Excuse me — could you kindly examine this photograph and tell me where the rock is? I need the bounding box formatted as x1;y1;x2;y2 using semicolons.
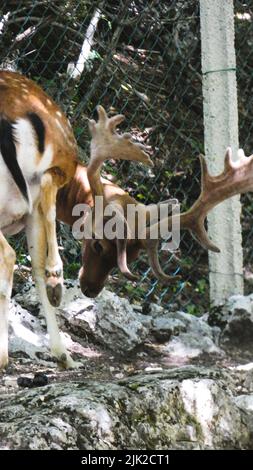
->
208;304;228;328
159;311;223;359
60;284;152;354
14;283;40;315
151;317;186;342
11;281;224;361
220;294;253;353
10;285;91;365
244;369;253;392
234;394;253;412
59;285;223;358
13;282;152;355
143;303;164;317
8;300;48;361
225;295;253;314
3;281;253;449
94;291;152;352
0;367;252;450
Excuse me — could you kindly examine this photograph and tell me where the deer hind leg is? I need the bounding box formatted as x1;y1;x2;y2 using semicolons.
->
0;231;15;369
25;204;80;368
40;172;63;307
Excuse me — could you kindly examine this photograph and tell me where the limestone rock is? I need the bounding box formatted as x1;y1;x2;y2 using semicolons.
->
159;311;223;359
3;283;253;450
0;367;252;450
60;285;152;353
234;394;253;412
220;294;253;353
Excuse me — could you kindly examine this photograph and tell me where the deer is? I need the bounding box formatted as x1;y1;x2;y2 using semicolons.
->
0;70;79;370
56;105;253;299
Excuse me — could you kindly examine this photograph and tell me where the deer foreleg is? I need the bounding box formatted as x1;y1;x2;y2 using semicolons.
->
40;173;63;307
0;231;15;369
25;205;79;368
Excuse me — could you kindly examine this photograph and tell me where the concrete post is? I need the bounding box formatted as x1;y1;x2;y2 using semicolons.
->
200;0;243;304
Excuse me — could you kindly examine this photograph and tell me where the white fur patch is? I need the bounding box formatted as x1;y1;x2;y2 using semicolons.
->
0;116;53;221
37;144;53;174
56;111;62;117
13;118;53;177
0;158;28;227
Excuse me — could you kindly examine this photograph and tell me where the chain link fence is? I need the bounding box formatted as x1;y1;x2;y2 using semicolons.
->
0;0;252;313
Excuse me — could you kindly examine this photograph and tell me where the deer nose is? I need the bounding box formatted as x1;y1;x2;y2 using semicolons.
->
79;277;103;298
78;267;103;297
80;284;102;298
83;289;98;298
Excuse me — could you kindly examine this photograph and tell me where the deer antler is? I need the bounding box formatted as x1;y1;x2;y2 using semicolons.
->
87;105;153;199
143;147;253;283
87;105;153;280
181;147;253;249
87;108;253;285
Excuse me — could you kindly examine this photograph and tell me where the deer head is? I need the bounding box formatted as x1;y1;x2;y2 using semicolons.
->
79;106;253;298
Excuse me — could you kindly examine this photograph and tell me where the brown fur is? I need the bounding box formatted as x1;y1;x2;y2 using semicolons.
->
0;71;80;368
0;70;77;181
57;163;142;297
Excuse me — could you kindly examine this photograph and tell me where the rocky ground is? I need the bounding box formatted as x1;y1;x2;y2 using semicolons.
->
1;280;253;449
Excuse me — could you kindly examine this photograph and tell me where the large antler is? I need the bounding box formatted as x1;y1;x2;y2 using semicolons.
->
87;105;153;280
87;105;153;199
143;147;253;282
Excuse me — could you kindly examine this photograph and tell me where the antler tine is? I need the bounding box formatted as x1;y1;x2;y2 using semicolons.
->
237;148;246;160
199;147;236;193
188;220;220;253
183;147;253;252
88;106;109;137
88;119;96;136
116;238;138;281
108;114;125;132
224;146;233;171
87;105;153;200
142;146;253;284
144;239;181;283
198;154;211;191
97;105;108;123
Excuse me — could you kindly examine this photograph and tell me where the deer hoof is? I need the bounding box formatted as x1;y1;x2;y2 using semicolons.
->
0;354;8;370
46;282;63;307
56;353;83;369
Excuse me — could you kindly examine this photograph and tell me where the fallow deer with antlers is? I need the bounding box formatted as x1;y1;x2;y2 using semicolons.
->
57;106;253;298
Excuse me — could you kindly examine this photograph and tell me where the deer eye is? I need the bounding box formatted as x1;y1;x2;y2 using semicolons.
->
93;240;103;255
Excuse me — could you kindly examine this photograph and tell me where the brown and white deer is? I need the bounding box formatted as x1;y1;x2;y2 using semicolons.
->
57;106;253;298
0;70;78;369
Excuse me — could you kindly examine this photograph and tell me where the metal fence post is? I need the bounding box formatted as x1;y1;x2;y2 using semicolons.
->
200;0;243;305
